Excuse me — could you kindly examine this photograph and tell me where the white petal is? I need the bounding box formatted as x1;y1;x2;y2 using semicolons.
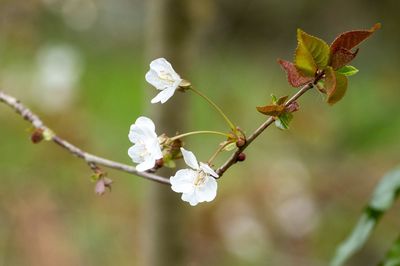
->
128;145;145;163
150;87;176;104
135;116;156;133
180;148;199;170
181;192;199;206
196;176;218;202
199;162;219;178
149;58;175;73
148;139;163;159
136;158;156;172
128;124;146;143
170;169;196;193
129;117;158;143
145;69;167;90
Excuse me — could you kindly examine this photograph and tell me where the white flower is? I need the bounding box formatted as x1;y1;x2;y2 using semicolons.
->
170;148;218;206
128;116;163;172
145;58;182;104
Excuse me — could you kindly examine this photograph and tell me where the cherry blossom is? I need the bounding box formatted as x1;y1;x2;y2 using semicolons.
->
170;148;218;206
128;116;163;171
145;58;182;104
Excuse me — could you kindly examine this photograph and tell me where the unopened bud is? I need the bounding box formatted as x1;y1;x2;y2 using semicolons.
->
155;158;164;168
236;137;246;148
95;177;112;196
178;79;192;89
31;128;44;144
286;101;300;113
236;152;246;162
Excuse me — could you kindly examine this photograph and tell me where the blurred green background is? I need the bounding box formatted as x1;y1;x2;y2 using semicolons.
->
1;0;400;265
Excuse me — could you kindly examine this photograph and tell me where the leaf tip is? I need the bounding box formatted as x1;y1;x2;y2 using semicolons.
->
372;22;381;31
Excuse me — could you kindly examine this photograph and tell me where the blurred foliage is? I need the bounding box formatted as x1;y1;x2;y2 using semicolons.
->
1;0;400;265
331;167;400;266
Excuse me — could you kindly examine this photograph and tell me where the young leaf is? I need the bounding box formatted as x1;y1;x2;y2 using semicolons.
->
275;112;293;130
257;94;289;116
277;59;313;87
330;47;359;70
295;31;318;76
337;65;359;77
276;95;289;105
295;29;330;76
330;23;381;54
325;66;348;105
256;104;286;117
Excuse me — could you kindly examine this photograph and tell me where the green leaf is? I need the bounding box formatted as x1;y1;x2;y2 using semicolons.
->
370;168;400;211
330;167;400;266
325;66;348;105
331;214;376;266
276;95;289;105
271;94;278;103
380;236;400;266
295;29;330;76
275;112;293;130
337;65;359;77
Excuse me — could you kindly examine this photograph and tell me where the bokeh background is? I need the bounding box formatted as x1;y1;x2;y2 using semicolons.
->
1;0;400;265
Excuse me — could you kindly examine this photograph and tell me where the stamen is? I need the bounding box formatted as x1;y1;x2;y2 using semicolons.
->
194;171;206;186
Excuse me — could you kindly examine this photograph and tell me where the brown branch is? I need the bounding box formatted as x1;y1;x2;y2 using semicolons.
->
1;71;322;185
216;73;324;177
0;90;170;185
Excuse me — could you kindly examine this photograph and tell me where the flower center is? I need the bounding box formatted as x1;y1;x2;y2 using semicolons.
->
137;143;151;161
159;71;175;85
194;170;207;187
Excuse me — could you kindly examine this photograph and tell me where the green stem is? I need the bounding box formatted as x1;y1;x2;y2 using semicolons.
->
170;130;231;141
189;87;236;132
207;141;232;165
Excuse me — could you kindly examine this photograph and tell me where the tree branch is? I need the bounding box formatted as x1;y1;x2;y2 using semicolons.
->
1;72;322;185
216;73;323;177
0;90;170;185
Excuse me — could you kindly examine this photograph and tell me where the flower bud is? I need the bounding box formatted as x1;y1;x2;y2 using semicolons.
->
236;137;246;148
286;101;300;113
236;152;246;162
95;177;113;196
155;158;164;168
31;128;44;144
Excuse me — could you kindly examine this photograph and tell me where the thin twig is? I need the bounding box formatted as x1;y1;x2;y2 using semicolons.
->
1;72;322;184
216;73;323;177
0;91;170;185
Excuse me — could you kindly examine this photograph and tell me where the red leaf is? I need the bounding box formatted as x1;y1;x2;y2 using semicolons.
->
278;59;313;87
330;47;359;70
330;23;381;54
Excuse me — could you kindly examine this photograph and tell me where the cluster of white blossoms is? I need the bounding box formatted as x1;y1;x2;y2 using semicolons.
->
128;58;218;206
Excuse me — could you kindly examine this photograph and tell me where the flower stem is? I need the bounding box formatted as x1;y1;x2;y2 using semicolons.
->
189;86;236;132
170;130;231;141
207;141;232;165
